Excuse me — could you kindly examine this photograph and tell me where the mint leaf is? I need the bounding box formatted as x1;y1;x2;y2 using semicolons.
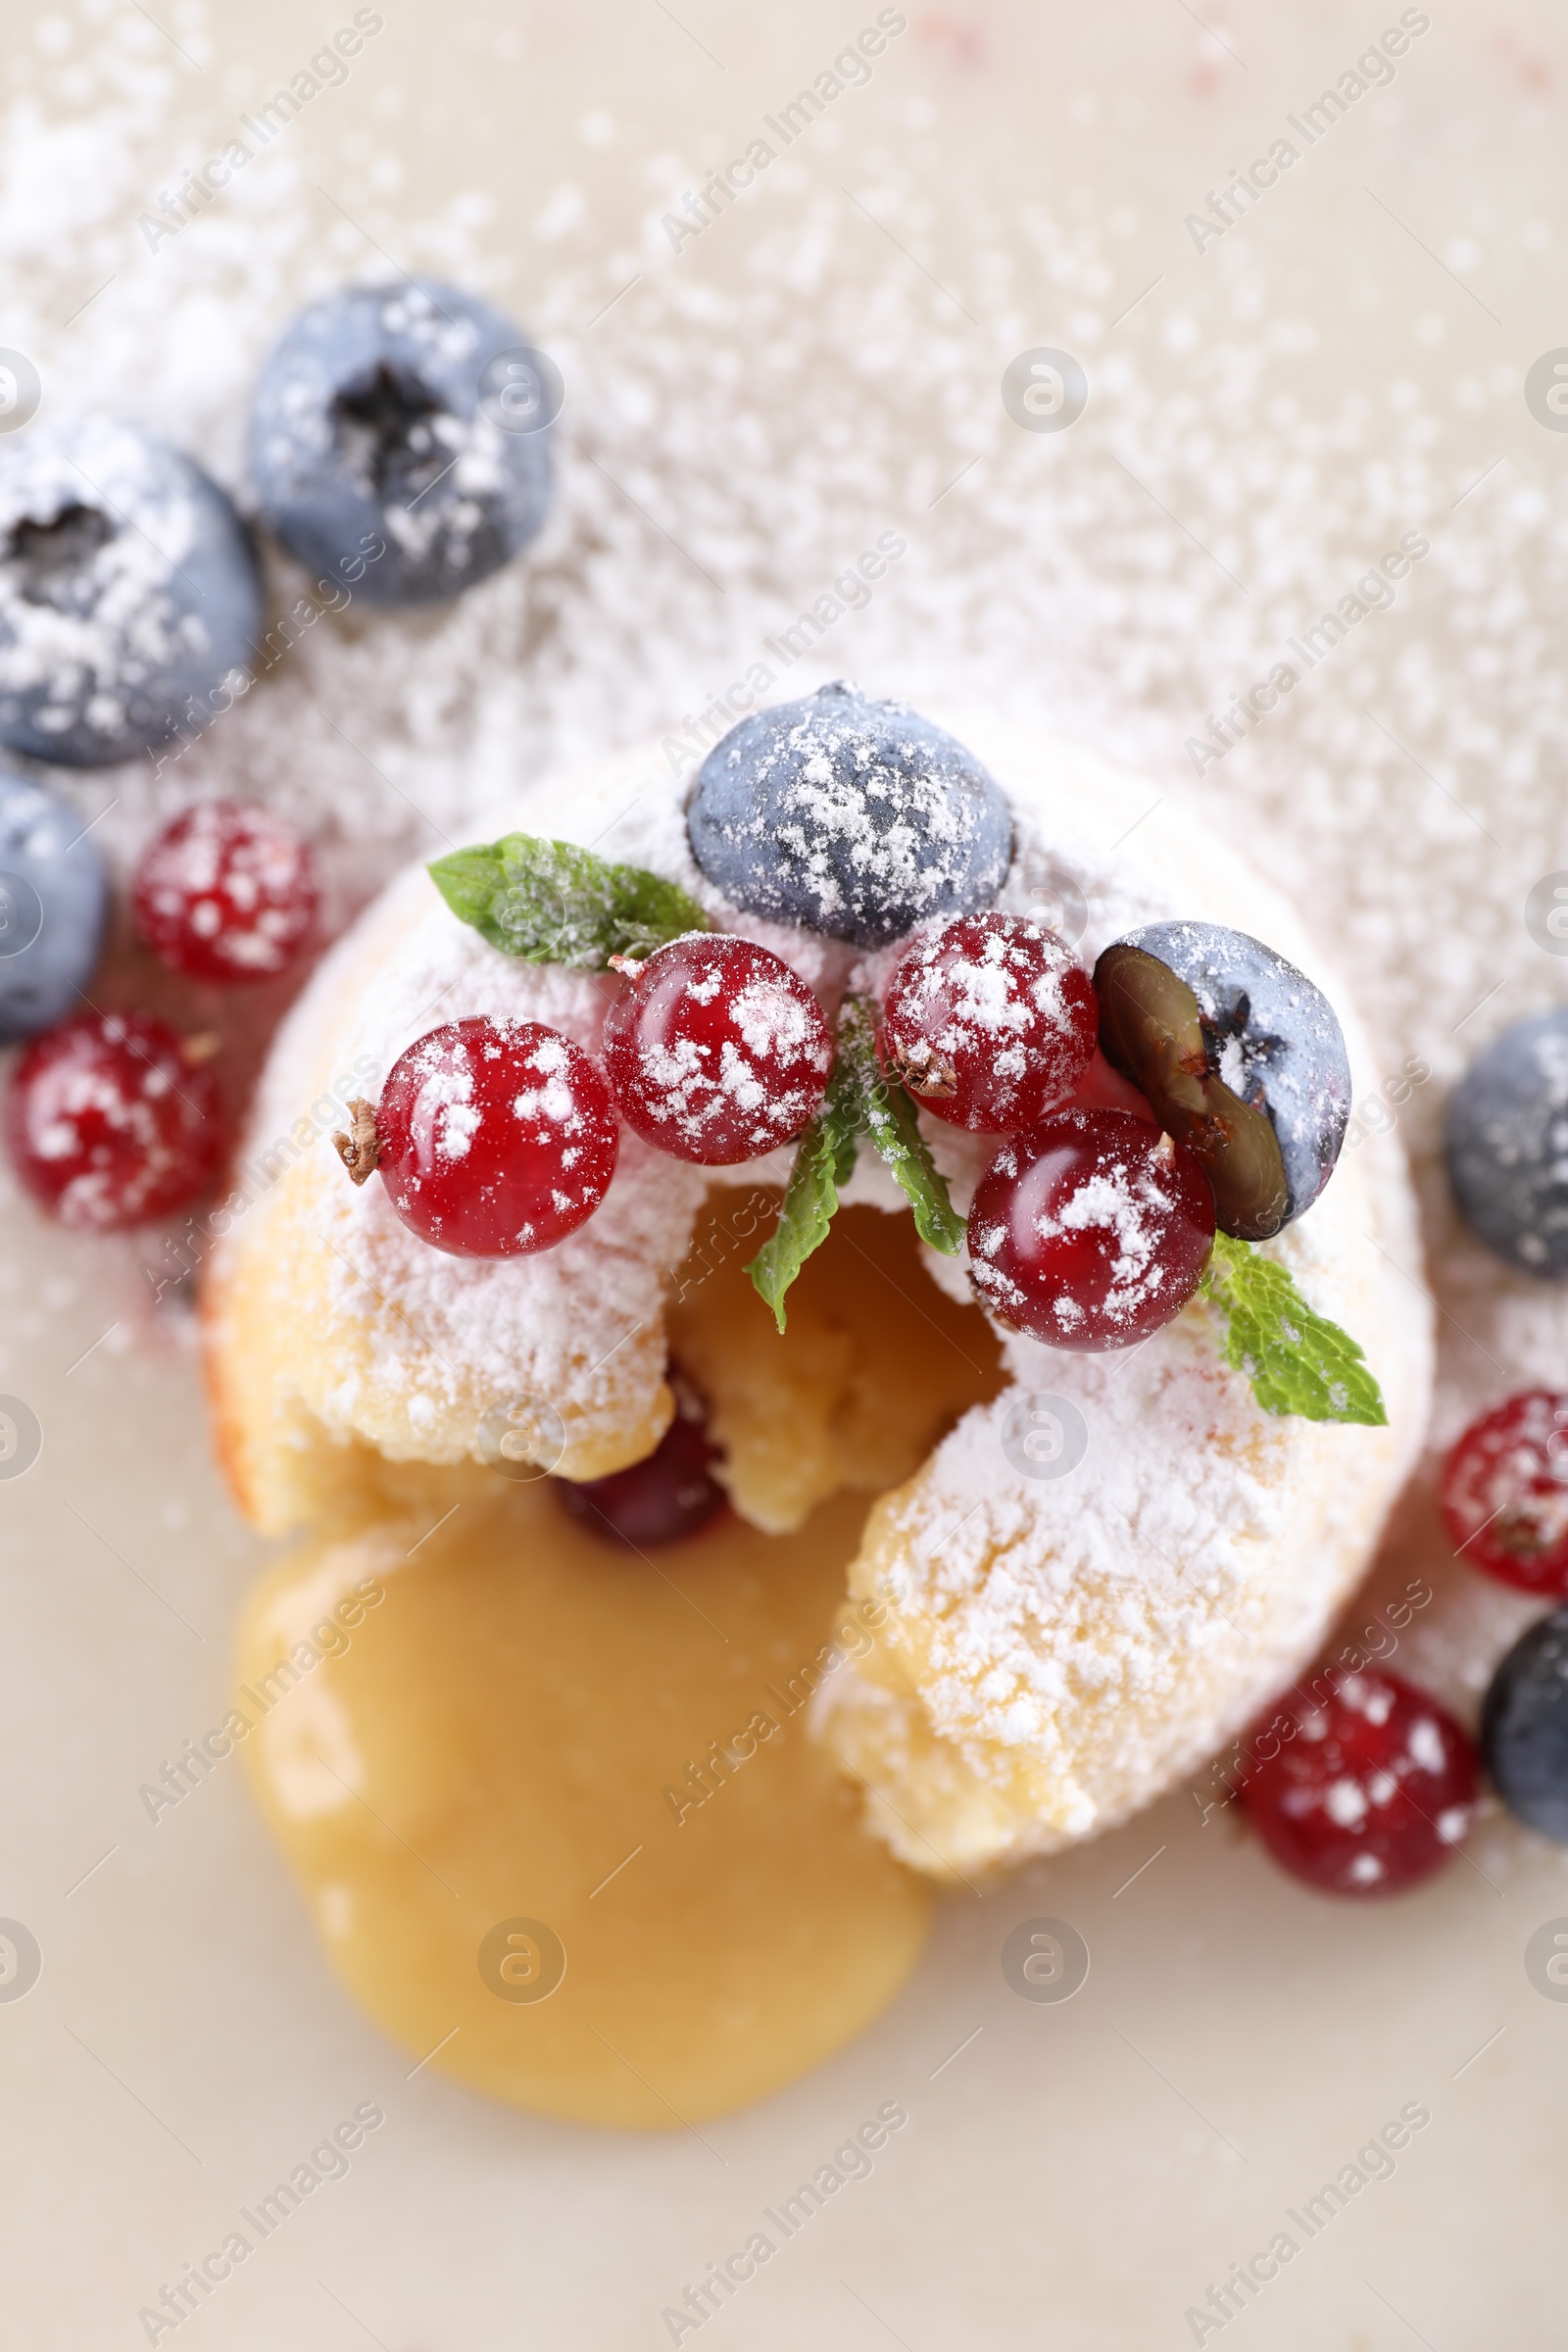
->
745;995;964;1329
746;1057;861;1332
427;834;711;968
837;996;965;1255
1200;1232;1387;1426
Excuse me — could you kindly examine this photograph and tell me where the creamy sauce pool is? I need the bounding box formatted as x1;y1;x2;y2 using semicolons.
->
237;1202;1004;2122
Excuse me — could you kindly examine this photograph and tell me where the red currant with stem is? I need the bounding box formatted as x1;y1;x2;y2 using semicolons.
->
374;1017;617;1256
881;910;1098;1133
556;1370;726;1547
967;1105;1214;1348
1442;1391;1568;1595
603;933;832;1166
1238;1666;1478;1896
5;1011;224;1229
134;801;318;984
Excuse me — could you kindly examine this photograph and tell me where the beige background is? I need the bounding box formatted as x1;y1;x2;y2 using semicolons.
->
1;0;1567;2344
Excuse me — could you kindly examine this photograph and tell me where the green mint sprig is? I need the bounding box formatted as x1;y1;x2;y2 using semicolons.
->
428;833;711;968
1199;1231;1387;1426
747;995;962;1332
835;997;966;1255
747;1056;862;1332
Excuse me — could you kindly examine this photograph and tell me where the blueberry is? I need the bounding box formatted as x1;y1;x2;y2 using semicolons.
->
0;419;262;768
686;681;1013;949
0;768;108;1041
1446;1008;1568;1276
1095;921;1350;1240
250;279;554;607
1481;1603;1568;1841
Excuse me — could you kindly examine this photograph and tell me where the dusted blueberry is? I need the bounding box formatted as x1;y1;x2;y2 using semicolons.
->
1481;1604;1568;1841
1446;1008;1568;1275
1096;921;1350;1241
250;279;554;608
0;418;262;768
0;769;108;1041
686;682;1013;948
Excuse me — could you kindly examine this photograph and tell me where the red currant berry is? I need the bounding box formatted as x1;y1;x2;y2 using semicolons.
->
603;934;832;1166
967;1106;1214;1349
5;1012;223;1230
556;1372;726;1547
376;1018;617;1257
882;911;1098;1133
134;801;318;985
1441;1391;1568;1595
1239;1667;1478;1896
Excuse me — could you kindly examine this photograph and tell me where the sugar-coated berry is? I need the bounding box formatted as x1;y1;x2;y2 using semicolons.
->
882;910;1097;1133
556;1372;726;1547
1482;1605;1568;1841
375;1016;616;1257
250;279;553;608
0;418;262;767
1096;921;1349;1241
1240;1666;1478;1896
5;1012;223;1229
602;933;832;1167
1446;1007;1568;1275
134;801;318;985
687;680;1014;948
967;1105;1214;1348
0;768;110;1043
1442;1392;1568;1596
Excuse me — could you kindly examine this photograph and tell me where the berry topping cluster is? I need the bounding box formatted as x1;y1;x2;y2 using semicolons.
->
385;686;1372;1454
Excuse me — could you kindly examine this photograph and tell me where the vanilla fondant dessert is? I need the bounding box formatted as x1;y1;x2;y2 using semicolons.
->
204;683;1432;2123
